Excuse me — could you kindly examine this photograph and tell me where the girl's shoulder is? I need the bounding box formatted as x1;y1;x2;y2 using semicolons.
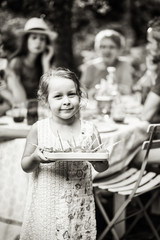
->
26;121;38;141
37;118;49;127
37;118;52;132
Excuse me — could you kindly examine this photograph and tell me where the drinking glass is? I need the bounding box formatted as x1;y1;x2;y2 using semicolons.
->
12;102;26;123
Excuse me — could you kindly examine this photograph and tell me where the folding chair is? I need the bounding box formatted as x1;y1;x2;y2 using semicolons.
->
93;123;160;240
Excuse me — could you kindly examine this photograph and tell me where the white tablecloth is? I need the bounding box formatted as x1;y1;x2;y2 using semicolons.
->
0;139;28;240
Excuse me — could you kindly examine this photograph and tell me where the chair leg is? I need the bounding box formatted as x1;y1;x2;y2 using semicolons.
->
125;191;159;237
113;193;126;239
137;197;160;240
95;192;120;240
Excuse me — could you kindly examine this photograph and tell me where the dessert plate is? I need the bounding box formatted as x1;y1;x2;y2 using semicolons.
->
43;152;109;162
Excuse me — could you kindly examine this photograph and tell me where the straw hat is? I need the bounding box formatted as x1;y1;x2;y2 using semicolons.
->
19;17;58;42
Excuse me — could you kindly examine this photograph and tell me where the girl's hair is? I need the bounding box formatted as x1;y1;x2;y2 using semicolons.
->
94;29;125;51
37;68;83;104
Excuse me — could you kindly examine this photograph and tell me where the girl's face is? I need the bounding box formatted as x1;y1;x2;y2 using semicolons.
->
99;37;120;65
27;33;47;54
48;76;80;122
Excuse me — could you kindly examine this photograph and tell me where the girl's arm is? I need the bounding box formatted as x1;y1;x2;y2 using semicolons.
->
90;125;109;172
21;122;47;173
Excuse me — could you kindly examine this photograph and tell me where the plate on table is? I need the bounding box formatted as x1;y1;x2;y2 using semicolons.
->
93;119;118;133
43;152;109;162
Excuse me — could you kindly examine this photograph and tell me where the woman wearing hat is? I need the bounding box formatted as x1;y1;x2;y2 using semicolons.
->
80;29;133;98
3;17;57;105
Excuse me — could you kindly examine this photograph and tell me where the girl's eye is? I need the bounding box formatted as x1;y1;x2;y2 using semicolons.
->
54;95;62;99
68;92;77;97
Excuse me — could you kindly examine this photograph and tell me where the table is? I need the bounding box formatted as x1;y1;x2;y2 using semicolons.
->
0;115;149;240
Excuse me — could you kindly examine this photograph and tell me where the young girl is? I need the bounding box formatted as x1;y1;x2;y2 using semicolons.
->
2;17;57;105
20;68;108;240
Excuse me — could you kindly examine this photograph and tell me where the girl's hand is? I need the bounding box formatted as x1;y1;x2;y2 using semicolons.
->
41;45;54;72
33;147;55;164
32;147;50;163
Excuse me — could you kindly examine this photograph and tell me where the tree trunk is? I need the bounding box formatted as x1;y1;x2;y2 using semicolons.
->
48;0;75;71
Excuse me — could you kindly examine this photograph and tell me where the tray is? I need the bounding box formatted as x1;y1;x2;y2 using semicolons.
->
43;151;109;162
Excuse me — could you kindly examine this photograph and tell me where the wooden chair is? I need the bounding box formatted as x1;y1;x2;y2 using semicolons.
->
93;123;160;240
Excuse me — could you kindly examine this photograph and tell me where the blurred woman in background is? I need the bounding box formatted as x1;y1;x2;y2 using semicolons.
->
0;17;57;111
80;29;133;98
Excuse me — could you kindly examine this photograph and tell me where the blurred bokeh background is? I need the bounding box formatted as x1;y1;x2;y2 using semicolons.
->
0;0;160;77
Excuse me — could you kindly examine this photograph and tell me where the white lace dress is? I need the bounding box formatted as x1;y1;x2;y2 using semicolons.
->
20;118;97;240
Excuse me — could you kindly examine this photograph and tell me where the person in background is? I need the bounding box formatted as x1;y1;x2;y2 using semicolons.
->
133;19;159;105
0;26;18;115
142;17;160;123
20;67;108;239
1;17;57;109
80;29;133;98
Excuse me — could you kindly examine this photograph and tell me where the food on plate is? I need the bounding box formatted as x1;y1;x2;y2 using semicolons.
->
41;144;109;162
